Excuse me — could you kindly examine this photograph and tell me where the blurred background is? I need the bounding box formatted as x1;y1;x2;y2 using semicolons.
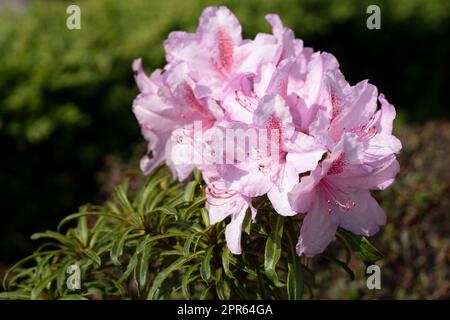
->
0;0;448;299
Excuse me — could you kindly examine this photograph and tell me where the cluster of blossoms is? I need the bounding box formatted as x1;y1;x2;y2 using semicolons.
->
132;7;401;257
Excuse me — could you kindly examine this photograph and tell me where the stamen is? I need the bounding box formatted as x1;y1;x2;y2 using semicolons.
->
205;185;238;206
174;128;193;145
235;90;256;112
321;179;355;213
349;116;378;139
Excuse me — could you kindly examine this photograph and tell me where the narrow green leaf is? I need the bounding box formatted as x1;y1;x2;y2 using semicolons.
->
200;246;214;283
148;206;178;216
119;251;138;283
31;273;58;300
221;246;234;279
110;227;134;266
147;253;201;300
200;208;210;227
0;291;31;300
57;211;131;232
215;269;230;300
193;168;202;183
183;234;194;257
183;181;198;202
77;215;89;248
181;264;199;299
114;182;138;221
286;230;304;300
242;210;252;235
149;189;167;211
57;259;74;296
183;198;206;220
136;232;189;254
138;245;152;291
337;229;383;263
3;250;59;290
84;249;101;267
199;285;212;300
59;294;88;300
31;231;75;248
264;215;284;287
321;253;355;280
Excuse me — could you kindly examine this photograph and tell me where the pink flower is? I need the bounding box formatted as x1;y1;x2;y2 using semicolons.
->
288;133;400;257
215;94;325;216
203;168;256;254
132;6;402;257
287;72;402;256
164;7;281;99
132;59;222;179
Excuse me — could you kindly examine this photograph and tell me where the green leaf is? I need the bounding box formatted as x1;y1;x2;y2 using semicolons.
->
57;211;131;232
193;168;202;183
200;246;214;284
138;244;152;291
30;231;75;248
227;254;257;277
147;253;201;300
114;182;138;222
149;189;168;211
215;269;230;300
148;206;178;216
264;214;285;287
77;215;89;247
119;251;139;283
59;294;88;300
181;264;200;299
197;208;208;229
35;252;58;280
136;232;189;254
321;253;355;280
31;273;58;300
110;226;134;266
183;198;206;219
199;285;212;300
337;229;383;264
183;234;194;257
0;291;31;300
221;246;234;279
137;174;167;214
84;249;101;267
183;181;198;202
242;210;252;235
57;259;75;296
286;230;304;300
3;250;58;290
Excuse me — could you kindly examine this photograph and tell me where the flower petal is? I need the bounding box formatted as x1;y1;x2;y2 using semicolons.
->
253;93;295;142
338;190;386;236
296;197;340;257
267;163;298;216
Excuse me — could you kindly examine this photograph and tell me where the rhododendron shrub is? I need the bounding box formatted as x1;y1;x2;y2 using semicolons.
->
133;6;401;257
2;7;400;301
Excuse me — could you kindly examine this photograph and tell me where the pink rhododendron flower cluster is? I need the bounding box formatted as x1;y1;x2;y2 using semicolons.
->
132;7;401;257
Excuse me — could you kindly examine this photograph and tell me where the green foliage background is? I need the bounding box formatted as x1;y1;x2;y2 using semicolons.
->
0;0;449;299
